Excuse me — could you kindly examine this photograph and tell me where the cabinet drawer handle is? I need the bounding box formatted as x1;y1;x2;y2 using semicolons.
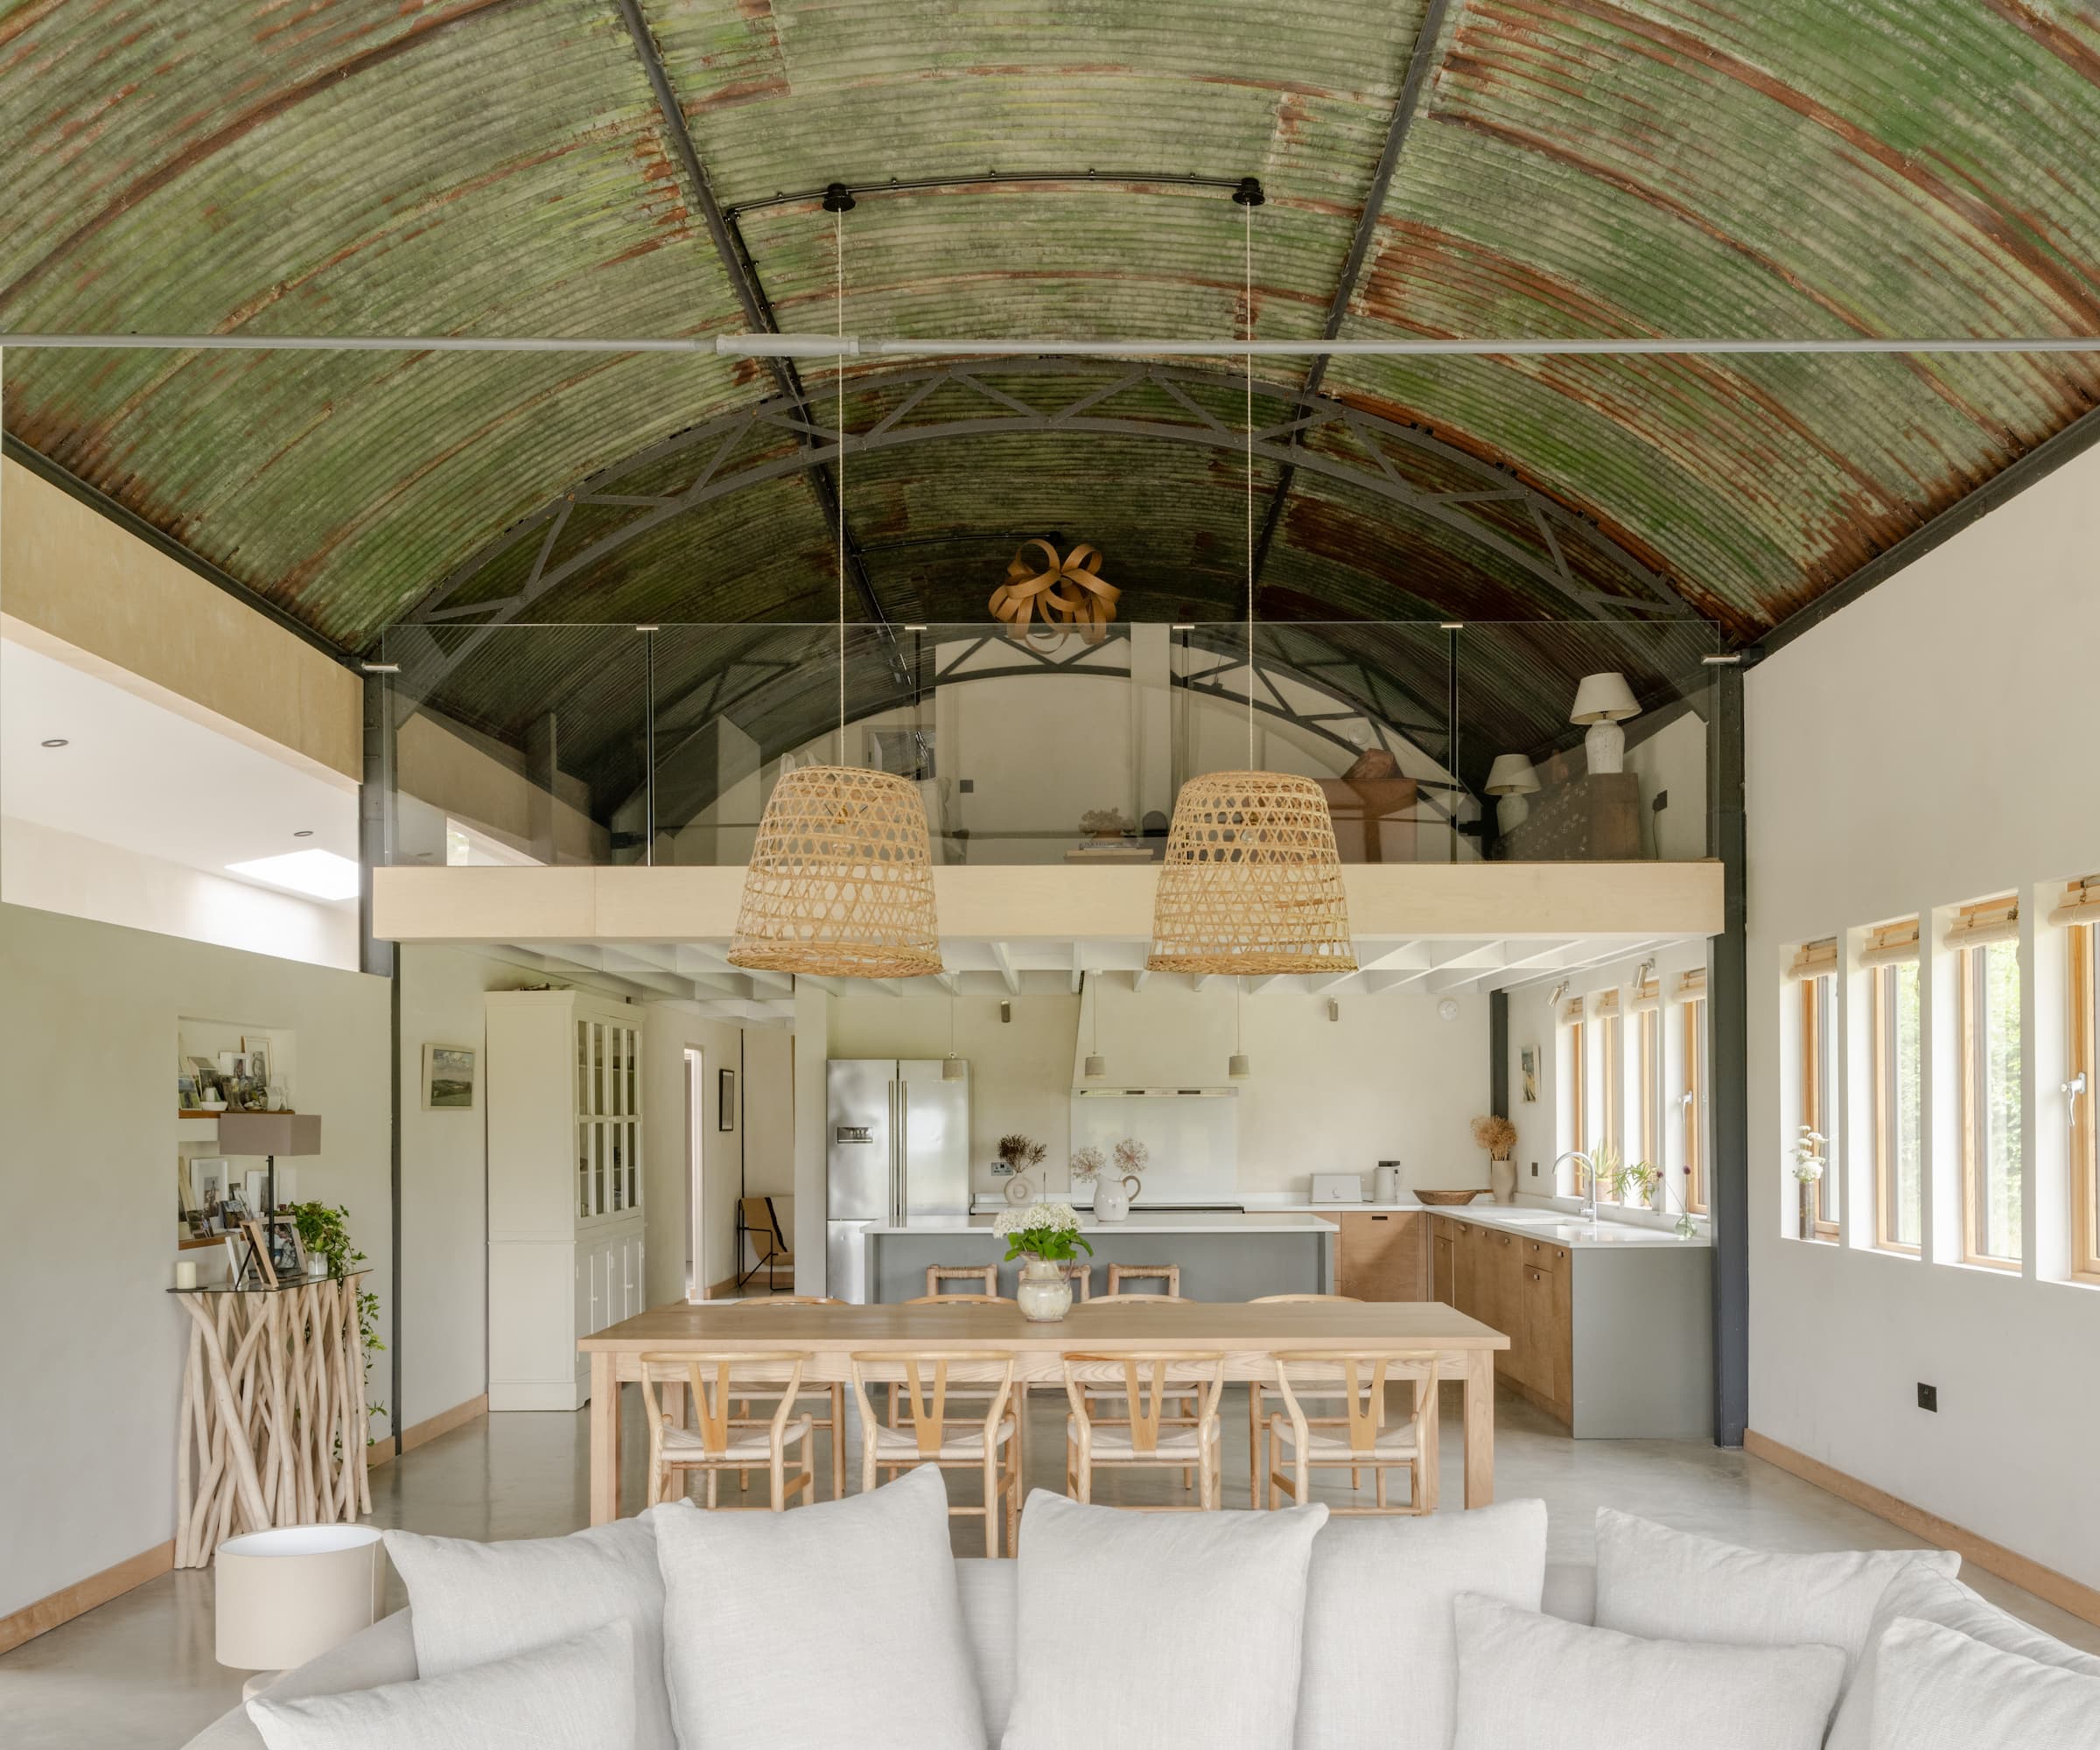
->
1371;1214;1389;1222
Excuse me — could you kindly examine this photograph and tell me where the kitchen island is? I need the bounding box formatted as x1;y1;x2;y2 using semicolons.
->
859;1209;1337;1303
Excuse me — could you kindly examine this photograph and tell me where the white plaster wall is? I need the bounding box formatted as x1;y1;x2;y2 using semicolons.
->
1744;440;2100;1588
2;815;358;970
395;946;508;1427
827;981;1486;1200
0;902;391;1618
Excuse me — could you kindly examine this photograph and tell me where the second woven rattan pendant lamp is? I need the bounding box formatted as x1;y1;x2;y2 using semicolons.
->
1146;184;1354;978
728;191;942;981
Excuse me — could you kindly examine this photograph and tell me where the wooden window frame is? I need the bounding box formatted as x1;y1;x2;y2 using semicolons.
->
1871;962;1920;1255
1637;1005;1659;1172
1959;941;2021;1270
1800;975;1838;1241
1596;1009;1622;1198
2070;926;2100;1284
1565;1015;1587;1166
1683;997;1707;1215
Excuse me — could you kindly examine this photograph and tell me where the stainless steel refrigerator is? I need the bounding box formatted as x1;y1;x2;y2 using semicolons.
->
826;1059;971;1303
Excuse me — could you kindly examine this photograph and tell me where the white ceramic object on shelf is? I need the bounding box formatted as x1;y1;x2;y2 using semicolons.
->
1490;1158;1517;1205
1004;1173;1034;1206
1092;1173;1139;1222
1016;1257;1074;1322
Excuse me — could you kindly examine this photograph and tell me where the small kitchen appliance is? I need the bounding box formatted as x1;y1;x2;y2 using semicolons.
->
1309;1172;1364;1205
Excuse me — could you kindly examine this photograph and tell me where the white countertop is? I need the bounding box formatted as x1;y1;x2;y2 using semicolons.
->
869;1210;1340;1237
1415;1202;1712;1250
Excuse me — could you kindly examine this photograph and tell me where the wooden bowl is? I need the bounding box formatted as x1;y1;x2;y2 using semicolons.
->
1414;1188;1486;1206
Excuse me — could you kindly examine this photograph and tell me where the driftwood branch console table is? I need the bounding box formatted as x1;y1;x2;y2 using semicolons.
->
169;1273;373;1567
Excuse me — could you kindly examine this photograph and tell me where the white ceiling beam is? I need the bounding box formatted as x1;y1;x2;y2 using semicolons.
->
990;941;1021;996
1310;969;1362;995
1130;969;1152;993
1070;943;1085;995
934;971;962;995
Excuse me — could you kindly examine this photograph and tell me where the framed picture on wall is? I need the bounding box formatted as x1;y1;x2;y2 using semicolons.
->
1520;1044;1539;1103
718;1068;737;1132
423;1044;477;1110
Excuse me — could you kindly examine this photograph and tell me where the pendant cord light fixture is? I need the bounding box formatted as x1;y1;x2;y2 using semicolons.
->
1228;975;1250;1080
728;186;943;980
1145;181;1356;978
1083;971;1105;1079
943;988;965;1079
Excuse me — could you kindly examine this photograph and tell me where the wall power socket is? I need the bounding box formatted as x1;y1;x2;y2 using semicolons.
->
1916;1382;1938;1412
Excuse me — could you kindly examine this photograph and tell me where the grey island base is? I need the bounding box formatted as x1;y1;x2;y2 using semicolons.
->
861;1210;1337;1304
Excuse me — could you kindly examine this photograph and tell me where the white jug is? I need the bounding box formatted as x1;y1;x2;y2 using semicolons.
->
1092;1172;1140;1222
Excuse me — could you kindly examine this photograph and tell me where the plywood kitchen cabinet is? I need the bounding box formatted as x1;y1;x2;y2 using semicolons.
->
1430;1212;1707;1437
1334;1210;1426;1300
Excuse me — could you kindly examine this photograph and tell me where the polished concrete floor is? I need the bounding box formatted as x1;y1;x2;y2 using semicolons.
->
6;1383;2096;1748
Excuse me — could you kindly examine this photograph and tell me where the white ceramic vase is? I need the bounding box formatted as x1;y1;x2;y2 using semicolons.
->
1016;1256;1073;1322
1489;1157;1517;1205
1091;1172;1139;1222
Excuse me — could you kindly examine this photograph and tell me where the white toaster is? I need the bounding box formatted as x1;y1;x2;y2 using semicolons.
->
1309;1172;1365;1204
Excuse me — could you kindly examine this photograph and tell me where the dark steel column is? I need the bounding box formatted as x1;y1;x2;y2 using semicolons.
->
1489;989;1509;1117
360;671;403;1454
1709;664;1748;1446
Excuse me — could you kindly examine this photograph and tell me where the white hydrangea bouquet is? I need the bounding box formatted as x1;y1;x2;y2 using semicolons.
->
992;1200;1094;1264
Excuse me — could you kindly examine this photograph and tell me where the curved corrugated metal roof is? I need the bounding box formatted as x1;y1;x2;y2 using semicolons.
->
6;0;2100;782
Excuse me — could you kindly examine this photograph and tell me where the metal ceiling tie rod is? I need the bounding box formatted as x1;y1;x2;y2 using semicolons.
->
11;332;2100;356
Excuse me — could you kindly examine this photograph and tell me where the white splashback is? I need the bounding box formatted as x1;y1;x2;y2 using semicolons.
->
1068;1089;1237;1205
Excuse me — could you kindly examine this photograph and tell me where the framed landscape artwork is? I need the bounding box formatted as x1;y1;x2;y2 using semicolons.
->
1520;1044;1539;1103
423;1044;477;1110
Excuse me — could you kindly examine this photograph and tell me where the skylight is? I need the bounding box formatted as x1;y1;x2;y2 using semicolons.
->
225;850;361;902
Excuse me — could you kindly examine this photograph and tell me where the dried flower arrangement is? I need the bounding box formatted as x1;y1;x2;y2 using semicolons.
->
1471;1115;1518;1160
1079;808;1136;838
997;1133;1049;1172
1069;1144;1108;1180
1111;1138;1149;1177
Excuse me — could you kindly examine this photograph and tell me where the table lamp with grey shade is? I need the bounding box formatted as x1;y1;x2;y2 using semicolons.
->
1484;753;1541;832
216;1112;321;1275
216;1523;383;1698
1568;672;1642;774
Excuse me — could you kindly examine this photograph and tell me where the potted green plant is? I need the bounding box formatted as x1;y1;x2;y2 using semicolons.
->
289;1201;386;1440
994;1201;1093;1322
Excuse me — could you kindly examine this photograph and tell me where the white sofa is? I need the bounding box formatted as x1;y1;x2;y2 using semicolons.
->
185;1558;1600;1748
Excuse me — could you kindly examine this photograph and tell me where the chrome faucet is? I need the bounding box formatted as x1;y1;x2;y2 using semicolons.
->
1553;1150;1600;1229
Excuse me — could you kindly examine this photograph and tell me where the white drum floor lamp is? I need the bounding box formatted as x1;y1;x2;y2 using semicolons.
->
216;1523;384;1698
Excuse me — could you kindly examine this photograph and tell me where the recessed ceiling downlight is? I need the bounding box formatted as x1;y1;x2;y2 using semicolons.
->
226;850;361;902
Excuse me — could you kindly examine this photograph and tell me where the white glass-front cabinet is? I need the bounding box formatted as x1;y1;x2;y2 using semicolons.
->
487;991;646;1410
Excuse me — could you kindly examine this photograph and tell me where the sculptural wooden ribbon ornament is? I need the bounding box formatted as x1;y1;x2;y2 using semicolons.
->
989;539;1120;642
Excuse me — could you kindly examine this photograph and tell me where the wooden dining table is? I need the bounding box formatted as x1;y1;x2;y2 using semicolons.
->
578;1298;1509;1523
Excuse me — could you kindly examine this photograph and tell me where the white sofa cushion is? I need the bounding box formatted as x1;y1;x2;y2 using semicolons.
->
956;1560;1018;1744
1451;1592;1845;1750
1827;1559;2100;1750
382;1508;680;1750
1866;1615;2100;1749
1294;1498;1548;1750
1002;1490;1328;1750
245;1620;634;1750
656;1464;985;1750
1592;1507;1958;1684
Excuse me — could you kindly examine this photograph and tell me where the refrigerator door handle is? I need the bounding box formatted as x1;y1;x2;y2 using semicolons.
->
893;1079;907;1224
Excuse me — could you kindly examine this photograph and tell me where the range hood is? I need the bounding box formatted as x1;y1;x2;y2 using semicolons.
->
1073;1086;1240;1097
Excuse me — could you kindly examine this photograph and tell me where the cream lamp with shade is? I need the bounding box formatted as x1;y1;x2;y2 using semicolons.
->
1484;753;1541;832
1568;672;1641;774
216;1523;384;1698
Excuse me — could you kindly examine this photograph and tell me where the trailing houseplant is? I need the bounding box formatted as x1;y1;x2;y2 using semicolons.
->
290;1200;386;1437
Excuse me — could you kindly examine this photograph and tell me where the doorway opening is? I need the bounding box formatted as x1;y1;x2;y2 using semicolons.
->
684;1046;704;1300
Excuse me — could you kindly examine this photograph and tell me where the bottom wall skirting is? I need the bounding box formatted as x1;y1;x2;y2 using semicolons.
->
368;1392;488;1468
1745;1429;2100;1628
0;1540;173;1656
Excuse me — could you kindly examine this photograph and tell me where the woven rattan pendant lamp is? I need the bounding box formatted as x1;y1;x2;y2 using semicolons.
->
1146;186;1355;978
729;192;942;981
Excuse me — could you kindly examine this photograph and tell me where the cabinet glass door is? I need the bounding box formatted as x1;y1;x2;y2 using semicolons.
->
626;1118;640;1211
578;1123;591;1218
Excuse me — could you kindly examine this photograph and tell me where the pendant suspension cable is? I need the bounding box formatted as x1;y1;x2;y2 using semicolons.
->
1245;195;1255;768
836;203;847;753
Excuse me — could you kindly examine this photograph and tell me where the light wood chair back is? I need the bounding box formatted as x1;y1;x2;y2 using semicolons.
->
1266;1348;1440;1515
1076;1292;1183;1306
903;1292;1006;1305
637;1348;816;1512
850;1349;1023;1555
737;1197;794;1291
1060;1350;1226;1509
925;1264;999;1296
1243;1295;1361;1506
1055;1261;1092;1300
724;1299;848;1498
1104;1263;1180;1297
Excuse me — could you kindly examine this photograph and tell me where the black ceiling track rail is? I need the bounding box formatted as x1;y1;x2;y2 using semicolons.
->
1250;0;1453;602
723;170;1264;223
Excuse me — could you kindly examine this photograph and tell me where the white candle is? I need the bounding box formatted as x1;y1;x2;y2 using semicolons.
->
174;1259;199;1291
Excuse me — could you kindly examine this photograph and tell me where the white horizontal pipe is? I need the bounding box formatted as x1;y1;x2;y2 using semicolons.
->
5;331;2100;357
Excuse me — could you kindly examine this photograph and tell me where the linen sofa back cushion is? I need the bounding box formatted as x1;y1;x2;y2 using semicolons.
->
246;1620;634;1750
1866;1616;2100;1749
1592;1507;1958;1684
1294;1497;1547;1750
655;1465;986;1750
1001;1490;1328;1750
383;1508;679;1750
1451;1593;1845;1750
1826;1560;2100;1750
955;1559;1018;1743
